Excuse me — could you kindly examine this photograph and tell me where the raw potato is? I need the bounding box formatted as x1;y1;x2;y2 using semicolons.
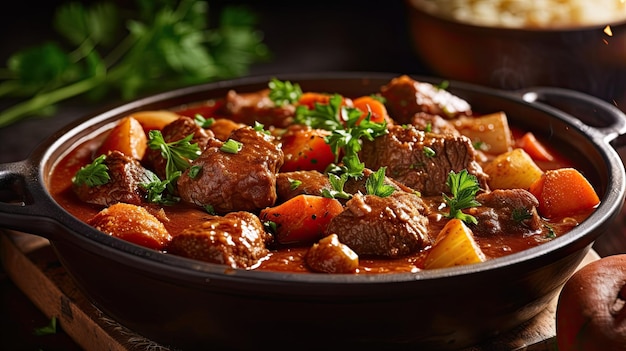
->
97;116;148;160
453;111;513;154
128;110;181;133
424;219;486;269
483;148;544;190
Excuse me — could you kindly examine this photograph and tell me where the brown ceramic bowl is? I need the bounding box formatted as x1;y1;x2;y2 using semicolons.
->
406;0;626;105
0;73;625;350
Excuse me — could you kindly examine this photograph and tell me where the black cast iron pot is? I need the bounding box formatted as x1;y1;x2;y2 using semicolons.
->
0;73;625;350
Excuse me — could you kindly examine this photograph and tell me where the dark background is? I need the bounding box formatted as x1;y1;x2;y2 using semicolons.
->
1;1;625;350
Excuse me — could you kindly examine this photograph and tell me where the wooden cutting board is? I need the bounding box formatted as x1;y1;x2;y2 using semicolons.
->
0;229;599;351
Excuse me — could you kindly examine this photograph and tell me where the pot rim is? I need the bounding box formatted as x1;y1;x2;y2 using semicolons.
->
19;72;626;285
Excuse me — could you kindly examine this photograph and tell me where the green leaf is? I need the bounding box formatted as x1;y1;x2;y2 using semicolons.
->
443;169;481;225
72;154;110;187
366;167;395;198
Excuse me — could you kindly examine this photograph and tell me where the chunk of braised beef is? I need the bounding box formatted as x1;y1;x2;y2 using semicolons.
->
380;75;472;124
177;126;284;214
326;192;431;258
359;125;489;196
305;234;359;274
167;211;271;269
144;115;215;179
276;170;332;203
73;150;153;206
410;112;461;136
219;89;295;128
468;189;543;237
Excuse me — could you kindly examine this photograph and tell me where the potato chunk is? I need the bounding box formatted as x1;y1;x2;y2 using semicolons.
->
453;111;513;154
97;116;147;160
483;148;544;190
424;219;486;269
88;203;172;250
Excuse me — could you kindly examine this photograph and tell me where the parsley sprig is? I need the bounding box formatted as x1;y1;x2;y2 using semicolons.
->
147;130;201;180
72;154;110;187
443;169;481;224
0;0;269;127
144;130;200;202
268;78;302;106
295;93;388;177
365;167;395;198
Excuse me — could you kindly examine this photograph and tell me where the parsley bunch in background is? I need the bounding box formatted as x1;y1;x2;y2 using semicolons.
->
0;0;270;127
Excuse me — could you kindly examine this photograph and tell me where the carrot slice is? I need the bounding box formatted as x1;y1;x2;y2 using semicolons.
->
517;132;555;162
259;195;344;244
352;96;390;124
529;168;600;218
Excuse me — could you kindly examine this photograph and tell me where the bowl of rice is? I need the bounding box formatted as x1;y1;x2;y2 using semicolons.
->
406;0;626;104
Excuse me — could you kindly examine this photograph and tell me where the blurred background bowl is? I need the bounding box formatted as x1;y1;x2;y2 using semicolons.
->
405;0;626;106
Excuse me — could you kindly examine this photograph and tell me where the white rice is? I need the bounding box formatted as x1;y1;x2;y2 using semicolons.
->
410;0;626;28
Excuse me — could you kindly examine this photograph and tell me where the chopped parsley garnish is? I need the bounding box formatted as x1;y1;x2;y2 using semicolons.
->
147;130;201;181
194;114;215;128
512;208;533;222
288;178;302;190
72;154;110;187
188;165;202;179
141;170;180;205
268;78;302;106
321;173;352;200
423;146;436;158
204;204;216;215
365;167;395;198
443;169;481;225
33;316;57;336
294;93;388;177
220;139;243;153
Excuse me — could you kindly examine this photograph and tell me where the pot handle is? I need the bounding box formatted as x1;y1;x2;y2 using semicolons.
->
521;87;626;146
0;159;62;240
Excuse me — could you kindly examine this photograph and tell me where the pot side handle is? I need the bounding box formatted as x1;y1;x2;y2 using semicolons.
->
0;160;61;240
521;87;626;146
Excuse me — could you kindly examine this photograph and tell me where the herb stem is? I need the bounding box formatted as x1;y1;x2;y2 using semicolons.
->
0;75;104;127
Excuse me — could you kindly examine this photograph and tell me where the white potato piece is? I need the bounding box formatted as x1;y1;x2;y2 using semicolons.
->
483;148;544;190
424;219;486;269
97;116;147;160
453;111;513;154
128;110;181;132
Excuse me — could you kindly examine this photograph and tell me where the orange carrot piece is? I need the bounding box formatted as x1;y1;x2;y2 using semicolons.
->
517;132;555;162
529;168;600;218
259;195;344;245
352;95;390;124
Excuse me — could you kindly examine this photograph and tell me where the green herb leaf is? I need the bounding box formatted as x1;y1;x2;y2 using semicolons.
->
321;173;352;200
443;169;481;225
33;316;57;336
72;154;110;187
295;93;387;178
268;78;302;106
288;178;302;190
140;170;180;205
147;130;200;184
220;139;243;154
366;167;395;198
194;114;215;128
